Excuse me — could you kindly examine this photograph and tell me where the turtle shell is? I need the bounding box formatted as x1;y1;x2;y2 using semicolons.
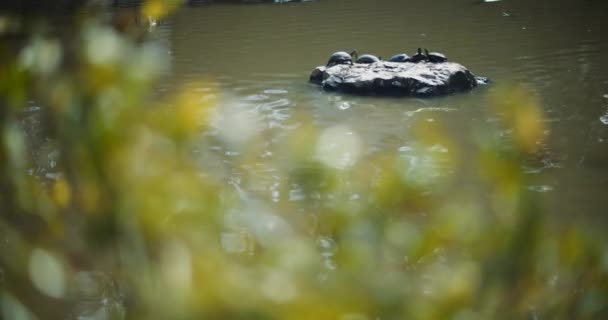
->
427;51;447;63
388;53;411;63
326;51;353;67
355;54;381;64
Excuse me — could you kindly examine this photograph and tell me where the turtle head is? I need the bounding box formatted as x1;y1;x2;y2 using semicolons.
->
417;48;422;55
350;49;358;60
424;48;429;56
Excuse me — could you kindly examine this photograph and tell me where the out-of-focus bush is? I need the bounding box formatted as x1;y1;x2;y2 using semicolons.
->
1;1;607;320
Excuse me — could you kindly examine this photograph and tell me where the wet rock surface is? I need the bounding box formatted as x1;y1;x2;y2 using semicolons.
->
310;61;489;97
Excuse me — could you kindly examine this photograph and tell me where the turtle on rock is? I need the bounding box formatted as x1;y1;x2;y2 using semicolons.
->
356;54;381;64
351;50;381;64
424;49;448;63
326;51;356;67
410;48;427;63
388;53;411;63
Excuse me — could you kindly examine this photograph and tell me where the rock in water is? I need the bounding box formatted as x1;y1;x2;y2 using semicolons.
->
309;61;489;97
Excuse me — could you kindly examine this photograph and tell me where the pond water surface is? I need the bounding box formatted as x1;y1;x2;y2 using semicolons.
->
152;0;608;223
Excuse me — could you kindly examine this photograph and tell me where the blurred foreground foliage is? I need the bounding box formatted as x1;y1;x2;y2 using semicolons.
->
1;1;608;319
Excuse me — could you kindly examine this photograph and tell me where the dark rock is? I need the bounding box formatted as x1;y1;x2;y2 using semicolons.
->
309;61;489;97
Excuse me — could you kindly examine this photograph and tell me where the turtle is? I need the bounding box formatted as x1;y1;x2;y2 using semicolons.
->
424;49;448;63
356;54;381;64
388;53;411;63
410;48;427;63
351;50;381;64
326;51;354;67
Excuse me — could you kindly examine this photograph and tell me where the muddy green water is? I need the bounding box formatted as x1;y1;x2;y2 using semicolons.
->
151;0;608;221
